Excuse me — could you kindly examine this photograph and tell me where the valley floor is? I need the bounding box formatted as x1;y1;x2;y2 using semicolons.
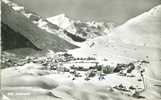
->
1;48;161;100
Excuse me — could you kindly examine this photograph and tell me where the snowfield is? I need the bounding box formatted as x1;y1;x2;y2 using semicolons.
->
1;60;160;100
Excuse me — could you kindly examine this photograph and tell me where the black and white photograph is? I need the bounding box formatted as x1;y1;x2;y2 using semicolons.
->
1;0;161;100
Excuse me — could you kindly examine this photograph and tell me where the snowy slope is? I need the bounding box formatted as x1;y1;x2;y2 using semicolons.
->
109;5;161;48
69;5;161;82
70;4;161;61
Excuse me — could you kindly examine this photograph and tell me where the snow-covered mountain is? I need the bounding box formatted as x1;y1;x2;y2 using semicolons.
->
1;0;78;55
47;14;116;39
47;14;76;33
109;5;161;48
70;4;161;56
69;5;161;81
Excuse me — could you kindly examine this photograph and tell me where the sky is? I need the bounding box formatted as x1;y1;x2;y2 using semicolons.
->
13;0;161;24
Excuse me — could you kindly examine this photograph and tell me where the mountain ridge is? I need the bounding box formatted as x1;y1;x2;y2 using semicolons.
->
109;4;161;48
47;13;116;39
1;0;78;55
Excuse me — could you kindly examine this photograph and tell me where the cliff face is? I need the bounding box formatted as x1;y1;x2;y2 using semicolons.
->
1;23;40;51
1;1;78;54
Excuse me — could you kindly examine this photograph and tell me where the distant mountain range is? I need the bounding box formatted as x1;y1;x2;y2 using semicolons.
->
47;14;115;39
1;0;116;56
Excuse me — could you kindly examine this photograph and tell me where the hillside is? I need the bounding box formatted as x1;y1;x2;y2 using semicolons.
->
69;5;161;83
1;0;78;55
109;5;161;48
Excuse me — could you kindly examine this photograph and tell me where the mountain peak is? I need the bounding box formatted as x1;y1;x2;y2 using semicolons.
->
47;13;75;33
48;13;69;21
